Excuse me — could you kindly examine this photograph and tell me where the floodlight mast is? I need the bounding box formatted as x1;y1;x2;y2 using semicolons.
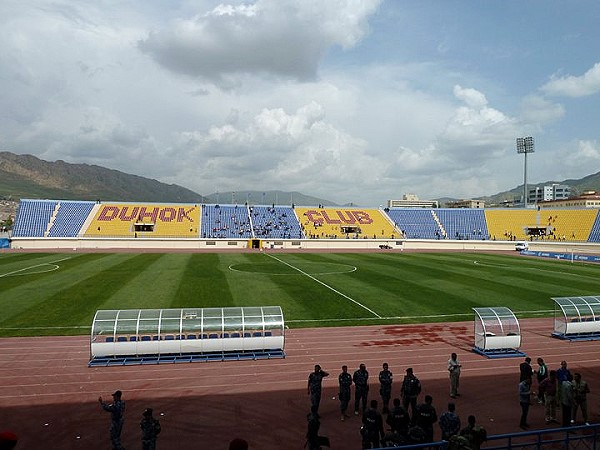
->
516;136;535;208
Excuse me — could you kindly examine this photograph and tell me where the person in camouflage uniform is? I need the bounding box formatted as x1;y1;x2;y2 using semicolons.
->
99;390;126;450
353;363;370;415
140;408;161;450
378;362;393;413
338;365;353;421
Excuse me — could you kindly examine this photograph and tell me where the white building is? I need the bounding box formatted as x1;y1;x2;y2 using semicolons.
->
528;184;570;204
387;194;439;208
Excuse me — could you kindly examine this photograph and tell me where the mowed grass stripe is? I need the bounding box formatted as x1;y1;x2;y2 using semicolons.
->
223;253;373;320
98;253;192;310
0;253;121;323
1;254;162;335
0;252;598;336
171;253;234;308
369;253;551;314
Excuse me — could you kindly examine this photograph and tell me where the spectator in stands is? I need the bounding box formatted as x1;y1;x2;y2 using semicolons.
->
338;365;353;421
0;431;18;450
361;399;385;449
353;363;369;415
439;402;461;440
378;362;393;413
448;353;462;399
99;390;126;450
401;367;422;424
308;364;329;412
571;372;590;425
415;394;437;443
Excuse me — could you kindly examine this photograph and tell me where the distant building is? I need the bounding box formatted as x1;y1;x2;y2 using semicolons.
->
387;194;439;208
446;199;485;208
538;191;600;209
528;184;570;204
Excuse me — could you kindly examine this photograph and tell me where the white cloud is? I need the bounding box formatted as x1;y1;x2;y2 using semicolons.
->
138;0;381;85
520;95;565;124
541;62;600;97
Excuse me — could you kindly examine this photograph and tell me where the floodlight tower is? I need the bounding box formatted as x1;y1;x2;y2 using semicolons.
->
516;136;535;208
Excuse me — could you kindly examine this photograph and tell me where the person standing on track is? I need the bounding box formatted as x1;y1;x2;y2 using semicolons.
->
571;372;590;425
518;376;532;429
338;365;353;421
99;390;126;450
520;357;533;382
448;353;462;399
401;367;422;424
378;362;393;413
354;363;369;415
307;364;329;413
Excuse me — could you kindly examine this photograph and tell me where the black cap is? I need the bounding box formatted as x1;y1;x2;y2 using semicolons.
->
112;390;122;397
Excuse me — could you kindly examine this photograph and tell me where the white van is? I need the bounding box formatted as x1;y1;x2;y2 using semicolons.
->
515;242;529;251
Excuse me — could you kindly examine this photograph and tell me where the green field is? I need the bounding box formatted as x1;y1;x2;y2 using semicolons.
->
0;251;599;337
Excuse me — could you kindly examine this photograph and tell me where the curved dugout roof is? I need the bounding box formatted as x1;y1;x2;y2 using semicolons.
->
472;307;521;352
552;296;600;320
552;296;600;336
91;306;284;340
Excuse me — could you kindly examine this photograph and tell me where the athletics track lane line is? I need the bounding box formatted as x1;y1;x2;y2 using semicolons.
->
264;252;382;318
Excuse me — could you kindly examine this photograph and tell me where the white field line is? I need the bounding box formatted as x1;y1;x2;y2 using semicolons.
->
0;310;554;330
0;256;72;278
265;253;382;318
287;309;553;324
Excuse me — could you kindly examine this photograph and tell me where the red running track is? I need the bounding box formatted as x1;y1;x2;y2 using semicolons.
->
1;318;599;449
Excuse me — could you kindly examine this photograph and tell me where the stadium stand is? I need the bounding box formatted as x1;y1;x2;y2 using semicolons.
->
47;201;95;237
588;211;600;243
485;208;597;241
385;208;441;239
84;203;200;238
10;198;600;245
250;205;304;239
11;199;58;237
201;205;252;239
436;208;489;240
295;207;399;239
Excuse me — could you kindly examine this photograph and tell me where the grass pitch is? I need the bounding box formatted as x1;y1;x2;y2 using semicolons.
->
0;251;598;337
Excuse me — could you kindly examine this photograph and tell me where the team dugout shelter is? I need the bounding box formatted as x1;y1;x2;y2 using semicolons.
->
552;296;600;340
89;306;285;366
472;307;525;358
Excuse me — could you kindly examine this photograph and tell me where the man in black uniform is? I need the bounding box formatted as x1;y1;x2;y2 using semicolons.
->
306;405;329;450
338;365;353;421
362;400;385;449
384;397;410;446
353;363;369;415
519;357;533;382
415;394;437;443
307;364;329;412
378;362;393;413
401;367;422;424
99;390;126;450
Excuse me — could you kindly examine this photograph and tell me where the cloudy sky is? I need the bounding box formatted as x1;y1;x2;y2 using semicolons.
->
1;1;599;205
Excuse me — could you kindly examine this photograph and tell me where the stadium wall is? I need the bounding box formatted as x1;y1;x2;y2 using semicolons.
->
10;237;599;254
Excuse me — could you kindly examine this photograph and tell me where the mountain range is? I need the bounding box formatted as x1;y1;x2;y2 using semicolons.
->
1;151;599;207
